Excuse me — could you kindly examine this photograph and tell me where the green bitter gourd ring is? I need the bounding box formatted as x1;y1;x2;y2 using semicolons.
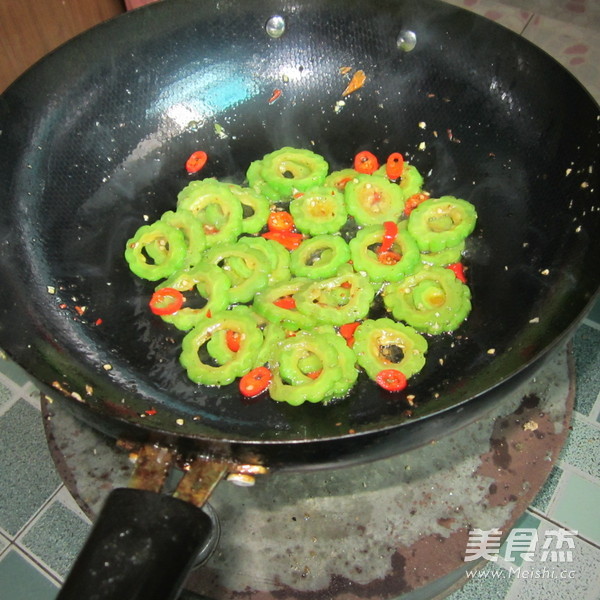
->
176;180;243;247
349;224;420;282
294;270;375;326
202;242;270;304
383;265;472;334
289;186;347;235
344;174;405;225
352;317;428;380
124;221;187;281
290;235;351;279
269;332;344;405
180;309;263;386
158;263;231;330
260;147;329;197
407;196;477;253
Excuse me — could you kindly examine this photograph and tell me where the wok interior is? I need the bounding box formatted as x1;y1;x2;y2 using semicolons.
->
1;0;598;443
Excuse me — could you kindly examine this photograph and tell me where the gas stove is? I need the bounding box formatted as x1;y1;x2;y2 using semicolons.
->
41;345;574;599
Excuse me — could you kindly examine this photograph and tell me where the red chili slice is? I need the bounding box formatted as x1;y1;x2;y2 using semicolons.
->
378;250;402;265
226;330;241;352
447;262;467;283
339;321;360;340
353;150;379;174
336;176;353;190
185;150;208;174
376;369;408;392
404;192;430;216
149;288;184;315
268;210;295;233
273;296;296;310
386;152;405;180
306;370;322;380
239;366;272;397
379;220;398;254
268;89;283;104
262;230;303;250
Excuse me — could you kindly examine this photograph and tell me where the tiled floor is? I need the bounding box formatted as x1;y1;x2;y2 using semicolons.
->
0;1;599;599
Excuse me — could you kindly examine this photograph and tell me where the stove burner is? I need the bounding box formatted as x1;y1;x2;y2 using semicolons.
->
42;347;574;600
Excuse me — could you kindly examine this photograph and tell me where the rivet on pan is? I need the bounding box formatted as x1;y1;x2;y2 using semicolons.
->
227;473;257;487
265;15;286;38
397;30;417;52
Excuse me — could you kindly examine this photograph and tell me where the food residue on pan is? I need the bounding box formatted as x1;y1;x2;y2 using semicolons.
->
268;89;283;104
334;100;346;114
214;123;228;139
342;69;366;97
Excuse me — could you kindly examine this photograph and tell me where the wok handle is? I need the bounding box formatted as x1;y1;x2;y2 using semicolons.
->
57;488;216;600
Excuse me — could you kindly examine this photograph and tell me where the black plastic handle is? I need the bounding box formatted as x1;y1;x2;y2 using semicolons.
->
57;488;217;600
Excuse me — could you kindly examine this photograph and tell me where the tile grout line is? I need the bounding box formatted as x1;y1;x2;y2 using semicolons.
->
583;318;600;332
531;463;600;549
11;483;65;544
5;484;71;587
4;543;63;588
0;374;44;417
568;407;600;432
0;376;27;418
554;459;600;487
589;391;600;422
0;531;11;561
528;505;600;551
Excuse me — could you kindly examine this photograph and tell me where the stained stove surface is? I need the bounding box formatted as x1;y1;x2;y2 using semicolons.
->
41;346;576;600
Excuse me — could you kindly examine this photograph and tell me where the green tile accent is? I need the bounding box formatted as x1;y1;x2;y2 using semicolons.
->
0;350;37;388
499;512;541;567
586;296;600;325
20;501;91;579
571;325;600;417
0;550;58;599
506;514;600;600
530;465;563;513
0;377;13;411
0;400;62;536
559;413;600;479
446;563;514;600
550;472;600;545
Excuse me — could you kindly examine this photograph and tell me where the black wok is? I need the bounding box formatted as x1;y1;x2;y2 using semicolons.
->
1;0;599;597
